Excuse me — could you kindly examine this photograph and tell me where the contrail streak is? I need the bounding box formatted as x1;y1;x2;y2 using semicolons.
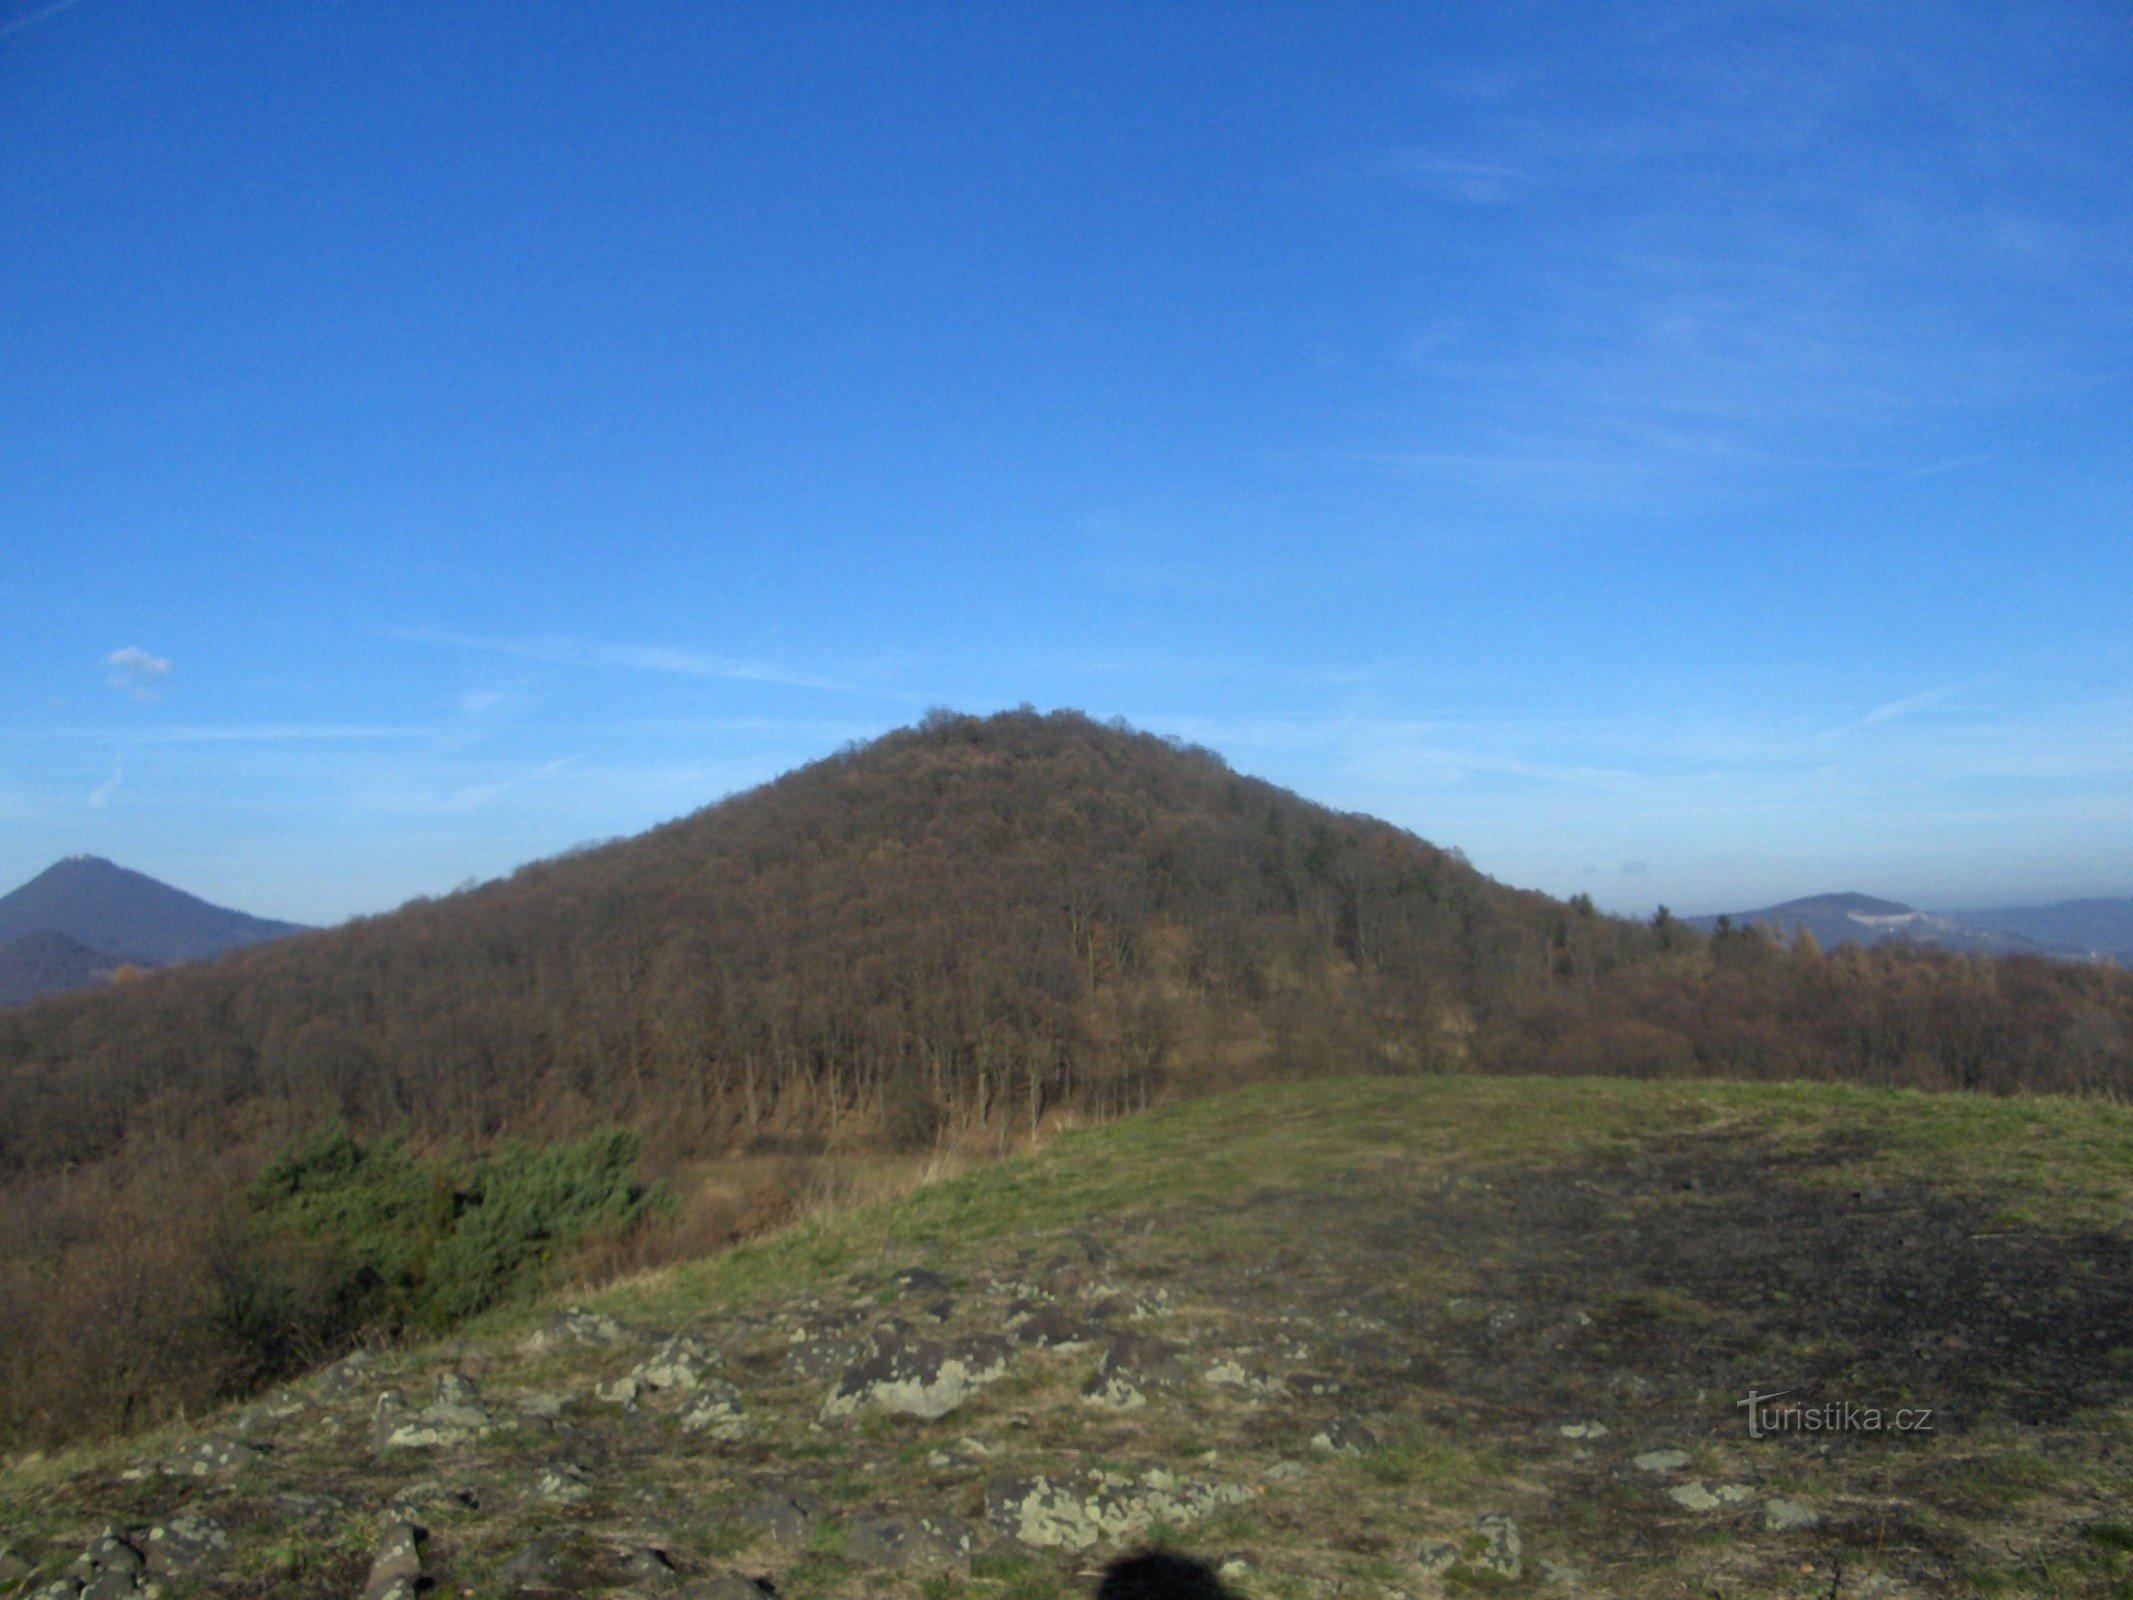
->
0;0;91;42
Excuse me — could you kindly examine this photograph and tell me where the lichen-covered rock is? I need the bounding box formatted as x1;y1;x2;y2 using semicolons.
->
1414;1513;1522;1584
984;1468;1253;1551
825;1336;1011;1420
632;1334;717;1393
535;1463;591;1504
784;1307;874;1378
1090;1333;1186;1391
1632;1447;1689;1473
1308;1414;1376;1456
1667;1480;1752;1511
374;1378;494;1449
843;1510;976;1569
1764;1496;1821;1531
1007;1305;1097;1351
1470;1512;1521;1579
65;1526;146;1600
890;1267;953;1297
163;1434;263;1478
678;1379;747;1438
519;1305;626;1355
140;1514;228;1580
1202;1357;1280;1395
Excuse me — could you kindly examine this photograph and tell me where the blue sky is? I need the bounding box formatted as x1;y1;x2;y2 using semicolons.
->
3;1;2130;925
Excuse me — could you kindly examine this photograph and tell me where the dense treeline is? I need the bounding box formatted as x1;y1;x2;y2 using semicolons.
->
1;708;2128;1450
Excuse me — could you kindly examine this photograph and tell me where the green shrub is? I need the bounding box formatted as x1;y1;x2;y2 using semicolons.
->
240;1123;665;1336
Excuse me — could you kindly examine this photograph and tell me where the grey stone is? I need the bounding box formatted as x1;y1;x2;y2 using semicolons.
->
1091;1333;1186;1391
389;1480;480;1516
311;1349;376;1397
1632;1448;1690;1473
495;1536;564;1589
738;1486;827;1547
619;1545;679;1586
673;1574;776;1600
843;1510;975;1570
364;1520;423;1600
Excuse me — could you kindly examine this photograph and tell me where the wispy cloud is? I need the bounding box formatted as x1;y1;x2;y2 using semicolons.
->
1821;683;1967;739
1388;149;1536;206
396;628;849;692
1350;9;2131;514
85;761;120;809
439;756;576;814
36;724;434;744
0;0;92;43
104;646;170;702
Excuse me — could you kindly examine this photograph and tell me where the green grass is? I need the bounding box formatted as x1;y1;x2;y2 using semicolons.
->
572;1074;2133;1337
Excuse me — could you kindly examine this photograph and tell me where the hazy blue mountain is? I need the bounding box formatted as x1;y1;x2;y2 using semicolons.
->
1955;898;2133;962
0;856;309;1005
1686;893;2068;958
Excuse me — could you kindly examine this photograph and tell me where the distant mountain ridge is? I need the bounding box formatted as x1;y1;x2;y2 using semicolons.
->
0;930;126;1008
1689;891;2133;962
0;856;308;1005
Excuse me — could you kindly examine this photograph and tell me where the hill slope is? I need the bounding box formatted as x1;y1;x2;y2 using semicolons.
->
0;931;125;1009
4;1076;2129;1600
0;710;1571;1180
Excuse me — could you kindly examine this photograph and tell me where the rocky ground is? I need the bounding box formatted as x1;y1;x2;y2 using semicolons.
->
4;1077;2132;1600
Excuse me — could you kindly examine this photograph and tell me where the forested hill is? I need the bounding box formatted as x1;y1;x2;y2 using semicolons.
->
0;709;1571;1177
